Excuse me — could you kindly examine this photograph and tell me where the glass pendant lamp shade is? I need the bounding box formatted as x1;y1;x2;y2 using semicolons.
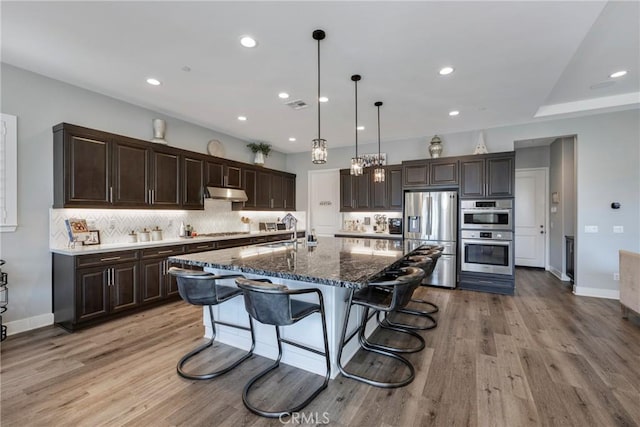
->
350;157;364;176
373;166;385;182
373;100;385;182
350;74;363;176
312;138;327;163
311;30;327;164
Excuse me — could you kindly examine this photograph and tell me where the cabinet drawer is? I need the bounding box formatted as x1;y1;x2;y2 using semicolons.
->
76;250;139;268
217;237;252;249
141;246;185;259
185;241;217;253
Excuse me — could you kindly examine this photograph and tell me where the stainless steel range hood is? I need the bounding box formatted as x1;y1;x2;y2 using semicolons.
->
206;187;248;202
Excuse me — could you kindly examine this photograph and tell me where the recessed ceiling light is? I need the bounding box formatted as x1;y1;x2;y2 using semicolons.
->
289;137;296;142
278;92;290;99
609;70;627;78
319;96;329;103
237;116;247;121
357;126;365;131
146;78;161;86
439;67;455;76
240;36;257;48
449;110;460;116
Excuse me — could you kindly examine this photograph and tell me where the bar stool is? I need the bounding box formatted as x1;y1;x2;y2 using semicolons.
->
380;255;438;331
235;278;330;418
337;266;425;388
168;267;255;380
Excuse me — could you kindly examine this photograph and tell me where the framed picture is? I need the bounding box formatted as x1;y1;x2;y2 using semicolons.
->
83;230;101;246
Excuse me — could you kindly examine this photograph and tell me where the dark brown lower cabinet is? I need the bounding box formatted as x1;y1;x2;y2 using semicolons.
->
73;260;139;326
53;233;303;331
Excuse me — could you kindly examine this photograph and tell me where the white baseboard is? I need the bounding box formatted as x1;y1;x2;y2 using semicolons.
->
573;287;620;300
5;313;54;336
548;267;571;282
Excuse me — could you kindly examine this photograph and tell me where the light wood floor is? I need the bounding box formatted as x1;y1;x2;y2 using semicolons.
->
2;269;639;427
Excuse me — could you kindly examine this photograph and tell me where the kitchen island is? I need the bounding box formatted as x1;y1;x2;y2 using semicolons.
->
169;236;409;378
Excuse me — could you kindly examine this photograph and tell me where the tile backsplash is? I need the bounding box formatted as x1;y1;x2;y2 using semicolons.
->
341;212;401;233
50;200;306;248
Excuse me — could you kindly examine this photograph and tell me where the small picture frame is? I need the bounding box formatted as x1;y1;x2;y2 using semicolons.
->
83;230;101;246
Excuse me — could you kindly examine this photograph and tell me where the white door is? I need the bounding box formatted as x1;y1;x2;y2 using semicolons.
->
515;168;547;267
308;169;340;236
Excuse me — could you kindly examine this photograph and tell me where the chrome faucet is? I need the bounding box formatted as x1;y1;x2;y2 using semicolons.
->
282;213;298;250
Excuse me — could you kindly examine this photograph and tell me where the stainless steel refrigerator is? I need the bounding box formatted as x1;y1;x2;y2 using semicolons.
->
404;191;458;288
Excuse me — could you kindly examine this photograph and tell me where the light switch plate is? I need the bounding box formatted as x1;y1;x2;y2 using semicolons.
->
613;226;624;233
585;225;598;233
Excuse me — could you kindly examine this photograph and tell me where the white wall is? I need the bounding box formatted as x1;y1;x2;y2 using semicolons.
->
0;63;288;331
289;109;640;297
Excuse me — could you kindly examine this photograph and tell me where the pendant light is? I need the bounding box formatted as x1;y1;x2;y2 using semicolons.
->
350;74;364;176
311;29;327;164
373;101;385;182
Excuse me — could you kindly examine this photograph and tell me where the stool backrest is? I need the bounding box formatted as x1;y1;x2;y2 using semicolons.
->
236;278;294;326
370;266;425;309
168;267;221;305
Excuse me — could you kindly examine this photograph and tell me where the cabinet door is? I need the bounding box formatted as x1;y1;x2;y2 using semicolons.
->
66;132;111;206
430;160;458;186
240;169;257;209
112;140;150;207
76;266;109;323
387;166;403;211
165;260;181;297
460;159;485;198
403;162;429;187
205;160;225;187
371;176;387;210
270;173;284;209
151;149;181;207
111;261;139;313
355;171;371;209
226;165;242;188
183;156;204;209
283;175;296;210
255;171;272;209
340;171;354;211
486;156;514;197
140;258;164;304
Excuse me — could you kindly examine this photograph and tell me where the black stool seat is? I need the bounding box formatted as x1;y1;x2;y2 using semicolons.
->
169;267;255;380
236;278;330;419
337;266;425;388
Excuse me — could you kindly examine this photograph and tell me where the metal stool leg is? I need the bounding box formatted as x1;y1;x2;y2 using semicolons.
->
381;307;438;331
337;294;415;388
242;309;331;418
177;305;255;380
410;297;439;314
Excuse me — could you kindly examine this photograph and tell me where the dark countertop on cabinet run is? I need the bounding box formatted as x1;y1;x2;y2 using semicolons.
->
169;236;407;289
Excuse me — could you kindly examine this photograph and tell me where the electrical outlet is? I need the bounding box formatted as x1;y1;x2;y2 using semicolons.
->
584;225;598;233
168;220;173;227
613;272;620;281
109;219;116;230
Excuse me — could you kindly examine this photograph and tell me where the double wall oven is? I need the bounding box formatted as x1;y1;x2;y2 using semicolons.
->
460;200;514;276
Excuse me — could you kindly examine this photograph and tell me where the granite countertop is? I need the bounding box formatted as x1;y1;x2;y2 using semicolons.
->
50;230;298;256
170;236;408;289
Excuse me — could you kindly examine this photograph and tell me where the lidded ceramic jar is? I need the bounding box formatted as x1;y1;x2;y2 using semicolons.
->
151;226;163;241
138;228;151;242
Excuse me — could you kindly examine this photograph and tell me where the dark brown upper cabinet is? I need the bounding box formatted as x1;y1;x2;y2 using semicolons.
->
460;152;514;198
53;123;295;211
182;155;204;209
340;169;371;212
369;165;403;212
205;159;242;189
402;159;458;189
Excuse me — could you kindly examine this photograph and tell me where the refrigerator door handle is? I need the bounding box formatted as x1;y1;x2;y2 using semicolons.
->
426;196;433;237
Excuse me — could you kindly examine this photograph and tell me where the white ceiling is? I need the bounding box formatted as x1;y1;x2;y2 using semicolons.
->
2;1;638;154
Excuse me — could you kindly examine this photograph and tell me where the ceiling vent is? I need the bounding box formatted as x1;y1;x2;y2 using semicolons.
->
285;99;308;110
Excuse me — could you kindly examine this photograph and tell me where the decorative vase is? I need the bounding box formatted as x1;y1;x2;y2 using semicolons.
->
428;135;443;158
151;119;168;144
254;151;265;165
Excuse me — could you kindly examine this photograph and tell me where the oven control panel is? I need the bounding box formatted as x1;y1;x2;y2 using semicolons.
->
461;230;513;240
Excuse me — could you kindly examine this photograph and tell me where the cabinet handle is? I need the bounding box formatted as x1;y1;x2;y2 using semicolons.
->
152;189;155;204
195;245;209;249
109;187;113;203
163;260;167;275
104;269;109;286
284;199;287;208
148;189;152;204
101;256;121;262
157;250;173;254
224;175;228;186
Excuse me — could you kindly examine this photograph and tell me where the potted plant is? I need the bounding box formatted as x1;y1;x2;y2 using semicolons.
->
247;142;271;165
